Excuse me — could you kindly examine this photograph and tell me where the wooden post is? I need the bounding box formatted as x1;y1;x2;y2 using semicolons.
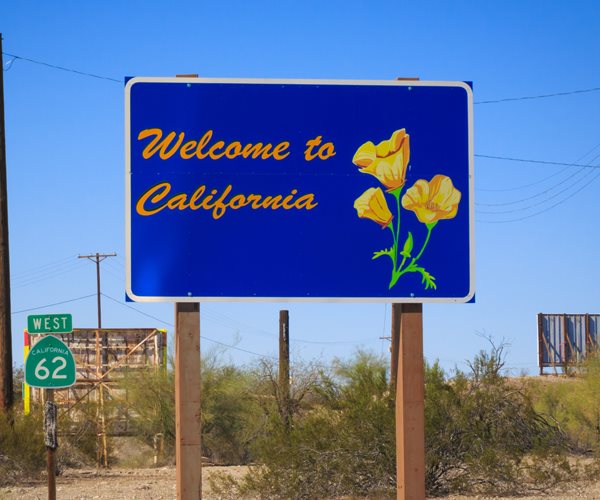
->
98;382;109;467
279;310;290;428
394;303;425;500
175;302;202;499
45;389;56;500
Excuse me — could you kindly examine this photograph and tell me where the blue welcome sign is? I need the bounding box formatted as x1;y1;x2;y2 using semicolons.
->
125;78;474;302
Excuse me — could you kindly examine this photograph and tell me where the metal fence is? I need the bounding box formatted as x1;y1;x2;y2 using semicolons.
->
538;313;599;374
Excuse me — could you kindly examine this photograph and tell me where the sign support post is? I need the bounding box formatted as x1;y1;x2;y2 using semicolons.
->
175;302;202;499
25;323;76;500
393;303;425;499
45;388;57;500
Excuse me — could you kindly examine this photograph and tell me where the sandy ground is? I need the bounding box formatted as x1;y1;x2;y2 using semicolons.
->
1;466;600;500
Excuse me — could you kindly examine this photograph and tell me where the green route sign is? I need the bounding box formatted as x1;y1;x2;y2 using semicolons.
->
25;335;76;389
27;314;72;334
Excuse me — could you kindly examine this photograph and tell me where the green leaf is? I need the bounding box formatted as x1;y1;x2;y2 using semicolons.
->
400;232;413;258
414;266;437;290
372;248;393;260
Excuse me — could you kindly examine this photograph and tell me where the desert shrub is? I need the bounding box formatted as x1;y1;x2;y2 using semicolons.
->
425;347;570;496
529;351;600;454
0;408;45;484
214;351;396;499
120;352;267;465
201;355;264;464
252;357;325;428
63;397;116;466
0;401;103;484
212;347;572;498
118;367;175;463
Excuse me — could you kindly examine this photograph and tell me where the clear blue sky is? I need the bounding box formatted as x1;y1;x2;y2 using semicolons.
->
1;1;599;375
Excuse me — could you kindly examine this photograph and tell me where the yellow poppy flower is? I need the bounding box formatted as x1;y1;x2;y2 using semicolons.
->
401;175;461;224
354;187;394;228
352;129;410;191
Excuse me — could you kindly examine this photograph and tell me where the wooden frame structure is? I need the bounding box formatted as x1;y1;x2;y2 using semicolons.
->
25;328;167;464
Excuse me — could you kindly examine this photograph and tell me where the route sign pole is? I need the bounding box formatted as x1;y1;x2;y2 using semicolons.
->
45;388;57;500
24;332;76;500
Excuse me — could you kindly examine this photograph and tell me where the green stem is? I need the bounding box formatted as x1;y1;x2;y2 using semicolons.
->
389;222;436;288
387;188;404;289
388;222;397;273
394;190;401;251
414;222;436;261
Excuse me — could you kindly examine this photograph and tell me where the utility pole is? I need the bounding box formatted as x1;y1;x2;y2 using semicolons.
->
78;252;115;467
279;310;290;429
0;34;14;412
78;252;116;334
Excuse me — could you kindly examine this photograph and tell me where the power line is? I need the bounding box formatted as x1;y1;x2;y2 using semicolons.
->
475;154;600;169
2;52;121;83
101;293;171;327
476;143;600;222
11;260;87;290
476;151;600;208
100;293;277;359
12;293;96;314
475;142;600;197
201;304;377;344
11;254;77;279
3;51;600;106
477;168;600;223
476;166;596;214
477;165;571;193
474;86;600;104
477;141;600;193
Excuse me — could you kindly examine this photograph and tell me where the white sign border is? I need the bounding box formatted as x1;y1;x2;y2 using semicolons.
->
24;335;77;389
125;78;475;303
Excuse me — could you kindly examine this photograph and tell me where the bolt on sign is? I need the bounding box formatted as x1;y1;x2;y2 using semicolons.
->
27;313;73;334
125;78;474;302
25;335;77;389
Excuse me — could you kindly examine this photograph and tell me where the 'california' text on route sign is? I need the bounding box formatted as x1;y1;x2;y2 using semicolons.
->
24;335;76;389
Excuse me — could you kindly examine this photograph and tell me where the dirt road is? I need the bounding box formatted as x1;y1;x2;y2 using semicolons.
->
1;466;599;499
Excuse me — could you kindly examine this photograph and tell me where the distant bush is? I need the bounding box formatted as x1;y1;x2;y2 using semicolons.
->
0;408;45;485
529;351;600;454
5;342;586;495
425;354;569;495
0;399;99;484
213;351;396;499
212;346;572;498
201;354;264;465
119;367;175;463
119;351;266;465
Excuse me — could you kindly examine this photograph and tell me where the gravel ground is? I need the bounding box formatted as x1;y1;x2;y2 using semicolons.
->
1;466;599;499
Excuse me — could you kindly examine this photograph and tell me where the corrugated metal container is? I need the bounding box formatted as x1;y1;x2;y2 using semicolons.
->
538;313;600;374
